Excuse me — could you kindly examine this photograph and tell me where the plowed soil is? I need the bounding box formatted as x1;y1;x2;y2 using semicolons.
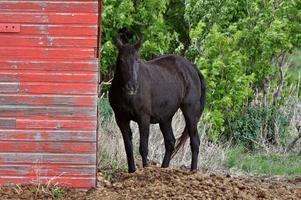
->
1;166;300;200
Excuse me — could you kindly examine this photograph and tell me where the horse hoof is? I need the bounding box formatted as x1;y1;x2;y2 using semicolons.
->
128;168;136;173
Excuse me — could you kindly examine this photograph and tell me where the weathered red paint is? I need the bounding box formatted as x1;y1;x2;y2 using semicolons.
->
0;1;98;13
0;25;98;36
0;82;97;94
0;47;95;59
0;0;100;188
0;130;96;141
0;164;96;177
0;119;95;131
0;60;98;71
0;12;98;24
0;23;21;33
0;95;96;106
0;177;95;188
0;70;98;83
0;36;97;47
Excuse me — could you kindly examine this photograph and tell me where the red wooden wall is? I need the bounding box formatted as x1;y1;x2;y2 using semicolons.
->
0;0;100;188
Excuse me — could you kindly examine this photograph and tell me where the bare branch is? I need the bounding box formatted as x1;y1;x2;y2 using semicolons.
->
286;126;301;152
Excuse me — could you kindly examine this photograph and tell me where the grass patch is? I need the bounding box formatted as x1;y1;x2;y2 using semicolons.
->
225;146;301;176
51;186;63;199
98;152;127;181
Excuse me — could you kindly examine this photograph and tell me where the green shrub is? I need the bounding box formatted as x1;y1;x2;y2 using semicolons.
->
99;94;113;124
232;106;289;150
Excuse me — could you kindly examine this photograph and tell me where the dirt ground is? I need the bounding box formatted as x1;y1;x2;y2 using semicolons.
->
0;166;300;200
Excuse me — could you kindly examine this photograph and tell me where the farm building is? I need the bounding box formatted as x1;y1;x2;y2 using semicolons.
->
0;0;101;188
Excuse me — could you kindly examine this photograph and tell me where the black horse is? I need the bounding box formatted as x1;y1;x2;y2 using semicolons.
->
109;39;206;173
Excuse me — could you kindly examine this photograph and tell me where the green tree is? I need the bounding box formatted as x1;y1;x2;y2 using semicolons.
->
184;0;300;140
101;0;176;74
101;0;301;142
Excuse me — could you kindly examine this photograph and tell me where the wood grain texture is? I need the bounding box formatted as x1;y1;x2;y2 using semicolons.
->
0;70;98;83
0;153;96;165
0;106;97;118
0;117;97;130
0;0;100;188
0;141;96;154
0;82;97;94
0;35;98;47
0;59;98;71
0;25;98;36
0;176;96;188
0;12;98;24
0;164;96;177
0;1;98;13
1;24;97;37
0;47;95;59
0;94;97;106
0;130;96;141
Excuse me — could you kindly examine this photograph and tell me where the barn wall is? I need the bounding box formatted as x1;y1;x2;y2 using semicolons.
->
0;0;100;188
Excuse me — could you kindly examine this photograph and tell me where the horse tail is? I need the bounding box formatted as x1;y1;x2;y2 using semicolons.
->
171;127;189;158
198;70;206;115
171;67;206;158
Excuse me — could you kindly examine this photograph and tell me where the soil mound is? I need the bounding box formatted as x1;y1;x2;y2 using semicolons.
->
0;166;300;199
91;166;301;200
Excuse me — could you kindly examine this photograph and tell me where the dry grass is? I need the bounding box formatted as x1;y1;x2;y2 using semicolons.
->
97;93;301;174
97;109;227;172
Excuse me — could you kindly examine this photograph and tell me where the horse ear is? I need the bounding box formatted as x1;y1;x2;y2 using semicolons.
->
115;38;124;50
134;38;142;51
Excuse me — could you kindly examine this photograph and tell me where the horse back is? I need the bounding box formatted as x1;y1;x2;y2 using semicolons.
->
145;54;202;91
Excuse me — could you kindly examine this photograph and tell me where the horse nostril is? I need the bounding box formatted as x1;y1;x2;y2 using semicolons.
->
125;83;137;95
126;84;133;91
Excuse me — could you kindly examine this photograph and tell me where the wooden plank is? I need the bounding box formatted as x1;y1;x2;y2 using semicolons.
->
0;25;98;36
0;106;96;118
0;153;96;165
0;118;97;130
0;70;98;83
0;164;96;177
0;141;96;154
0;0;100;188
0;59;98;71
0;12;98;24
0;47;95;59
0;82;97;95
0;130;96;142
0;1;98;13
0;118;15;129
13;0;98;1
0;176;96;188
0;35;97;47
0;94;96;106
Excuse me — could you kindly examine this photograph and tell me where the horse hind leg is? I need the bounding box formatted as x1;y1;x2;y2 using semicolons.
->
181;103;201;171
159;119;176;168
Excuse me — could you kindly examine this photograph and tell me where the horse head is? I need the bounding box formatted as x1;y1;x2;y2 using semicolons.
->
115;38;142;95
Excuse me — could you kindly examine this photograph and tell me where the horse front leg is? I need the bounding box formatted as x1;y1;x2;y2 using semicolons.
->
159;119;175;168
138;116;150;168
116;117;136;173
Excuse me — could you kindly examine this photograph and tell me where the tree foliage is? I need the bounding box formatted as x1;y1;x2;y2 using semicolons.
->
101;0;176;73
101;0;301;141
